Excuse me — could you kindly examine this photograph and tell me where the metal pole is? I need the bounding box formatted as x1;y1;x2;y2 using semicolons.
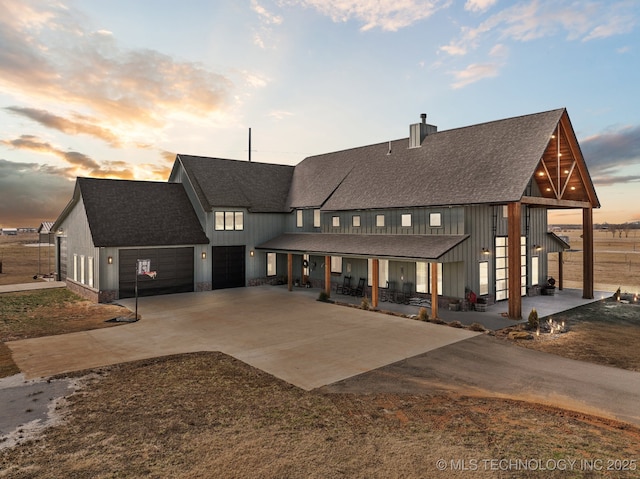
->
135;260;138;321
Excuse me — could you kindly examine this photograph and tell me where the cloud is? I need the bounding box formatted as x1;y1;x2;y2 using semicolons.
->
465;0;497;13
285;0;450;32
580;125;640;182
450;62;500;89
252;0;283;25
268;110;294;120
0;0;234;131
0;159;74;227
5;107;122;147
440;1;637;59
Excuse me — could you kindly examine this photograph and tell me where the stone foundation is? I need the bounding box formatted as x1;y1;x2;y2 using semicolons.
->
65;280;99;303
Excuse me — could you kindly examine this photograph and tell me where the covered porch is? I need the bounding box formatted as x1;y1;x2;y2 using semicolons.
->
256;232;469;321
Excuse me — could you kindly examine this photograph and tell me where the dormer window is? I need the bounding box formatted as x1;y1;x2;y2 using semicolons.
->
401;213;412;227
429;212;442;228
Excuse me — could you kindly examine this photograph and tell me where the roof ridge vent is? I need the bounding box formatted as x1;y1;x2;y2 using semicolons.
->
409;113;437;148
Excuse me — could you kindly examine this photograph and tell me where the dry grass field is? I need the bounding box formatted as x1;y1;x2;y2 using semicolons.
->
548;229;640;293
1;231;640;477
0;233;54;286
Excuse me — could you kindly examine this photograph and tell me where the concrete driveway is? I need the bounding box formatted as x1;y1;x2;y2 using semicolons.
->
322;334;640;426
7;287;478;390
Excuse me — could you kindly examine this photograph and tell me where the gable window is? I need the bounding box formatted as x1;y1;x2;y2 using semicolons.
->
215;211;244;231
296;209;303;228
267;253;276;276
313;209;321;227
367;259;389;288
429;212;442;227
330;256;342;273
376;214;385;227
332;216;340;228
352;215;361;227
401;213;412;227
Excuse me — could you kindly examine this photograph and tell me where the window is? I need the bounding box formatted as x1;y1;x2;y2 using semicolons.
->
330;256;342;273
416;262;428;293
267;253;276;276
352;215;361;227
401;213;412;227
367;259;389;287
479;261;489;295
313;209;321;227
73;254;78;282
429;212;442;227
296;209;303;228
503;205;509;218
332;216;340;227
88;257;94;288
532;256;539;286
215;211;244;231
80;255;85;284
376;214;385;227
415;262;443;294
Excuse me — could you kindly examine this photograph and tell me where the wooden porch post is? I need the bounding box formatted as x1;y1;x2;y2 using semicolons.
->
558;251;564;291
430;262;439;320
582;207;594;299
324;255;331;297
372;258;379;309
287;253;293;292
508;202;522;319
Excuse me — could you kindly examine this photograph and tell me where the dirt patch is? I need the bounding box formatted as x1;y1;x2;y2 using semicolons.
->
1;352;639;479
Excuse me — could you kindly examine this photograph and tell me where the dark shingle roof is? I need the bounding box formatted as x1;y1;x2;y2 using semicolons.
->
289;108;567;210
256;233;469;261
78;177;209;247
177;155;294;213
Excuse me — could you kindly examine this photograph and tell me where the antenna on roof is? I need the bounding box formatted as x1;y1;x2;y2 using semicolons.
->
387;140;392;155
248;127;252;162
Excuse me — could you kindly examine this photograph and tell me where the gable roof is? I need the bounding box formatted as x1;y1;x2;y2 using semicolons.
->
289;108;594;211
56;177;209;247
175;155;294;213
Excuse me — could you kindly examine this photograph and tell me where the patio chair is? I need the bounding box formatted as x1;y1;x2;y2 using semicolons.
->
380;280;396;302
396;282;413;304
336;276;352;294
351;277;366;297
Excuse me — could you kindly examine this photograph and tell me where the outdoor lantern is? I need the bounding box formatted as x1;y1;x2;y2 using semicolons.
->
107;256;113;264
201;251;207;260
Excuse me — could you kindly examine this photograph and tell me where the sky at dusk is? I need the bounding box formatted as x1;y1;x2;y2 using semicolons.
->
1;0;639;228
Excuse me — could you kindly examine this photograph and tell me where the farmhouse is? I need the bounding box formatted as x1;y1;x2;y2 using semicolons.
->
52;108;599;318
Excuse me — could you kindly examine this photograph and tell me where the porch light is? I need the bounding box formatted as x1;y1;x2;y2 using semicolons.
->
107;256;113;264
201;251;207;260
570;186;576;191
534;245;542;251
538;171;545;177
481;247;490;255
250;250;255;257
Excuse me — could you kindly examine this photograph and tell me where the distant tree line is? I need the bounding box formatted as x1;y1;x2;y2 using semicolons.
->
597;222;640;238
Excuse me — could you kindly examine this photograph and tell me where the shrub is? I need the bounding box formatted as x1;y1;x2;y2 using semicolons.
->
527;308;539;330
468;322;486;332
361;297;370;310
418;307;429;321
448;320;464;328
318;290;329;302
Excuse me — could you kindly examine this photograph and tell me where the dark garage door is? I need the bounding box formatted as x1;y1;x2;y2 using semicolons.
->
212;245;245;289
119;247;194;299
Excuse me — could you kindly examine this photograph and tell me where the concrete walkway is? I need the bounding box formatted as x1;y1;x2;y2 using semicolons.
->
7;287;478;390
0;281;66;294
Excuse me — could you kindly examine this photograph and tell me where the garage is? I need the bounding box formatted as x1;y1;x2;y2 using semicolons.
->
119;247;194;299
212;245;245;289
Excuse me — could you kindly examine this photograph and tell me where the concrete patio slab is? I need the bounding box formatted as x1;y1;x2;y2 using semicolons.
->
7;286;479;390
